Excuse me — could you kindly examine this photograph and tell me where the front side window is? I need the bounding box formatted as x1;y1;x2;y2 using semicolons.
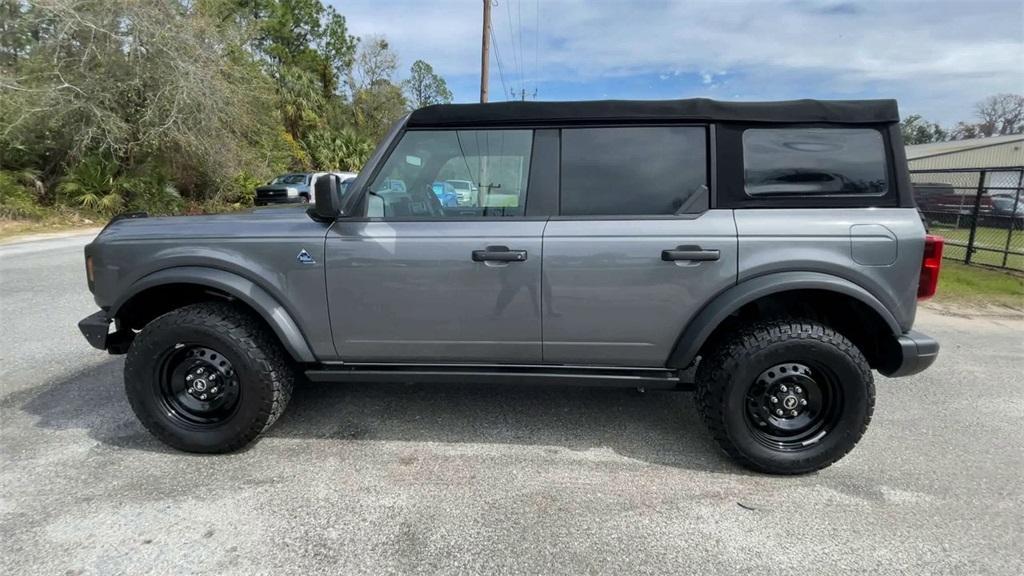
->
367;130;533;218
560;127;708;216
743;128;888;197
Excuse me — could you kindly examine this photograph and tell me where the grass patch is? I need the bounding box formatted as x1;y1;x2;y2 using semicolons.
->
935;261;1024;307
0;215;101;242
928;224;1024;270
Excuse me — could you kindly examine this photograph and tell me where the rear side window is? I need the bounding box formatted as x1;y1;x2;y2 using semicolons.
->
560;127;708;216
743;128;888;197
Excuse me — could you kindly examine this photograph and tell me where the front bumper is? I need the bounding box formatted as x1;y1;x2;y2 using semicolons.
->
254;195;304;205
78;310;133;354
882;330;939;377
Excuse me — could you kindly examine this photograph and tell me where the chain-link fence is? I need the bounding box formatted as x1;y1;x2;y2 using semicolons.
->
911;167;1024;271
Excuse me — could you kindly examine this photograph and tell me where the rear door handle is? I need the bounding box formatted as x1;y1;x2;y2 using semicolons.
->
661;245;720;262
472;246;528;262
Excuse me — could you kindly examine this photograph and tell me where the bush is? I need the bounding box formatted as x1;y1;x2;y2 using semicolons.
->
56;155;122;216
120;173;183;216
56;156;183;217
0;170;47;220
302;127;373;172
222;172;262;207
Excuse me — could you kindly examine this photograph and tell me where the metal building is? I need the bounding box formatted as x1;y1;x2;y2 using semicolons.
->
905;135;1023;270
906;134;1024;170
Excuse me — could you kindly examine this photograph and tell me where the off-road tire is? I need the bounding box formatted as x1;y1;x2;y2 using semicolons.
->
124;302;294;453
695;318;874;474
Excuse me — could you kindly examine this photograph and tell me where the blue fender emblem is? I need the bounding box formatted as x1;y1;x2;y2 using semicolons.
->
296;249;316;265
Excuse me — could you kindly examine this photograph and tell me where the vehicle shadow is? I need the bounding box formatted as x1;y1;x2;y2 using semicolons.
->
17;359;736;473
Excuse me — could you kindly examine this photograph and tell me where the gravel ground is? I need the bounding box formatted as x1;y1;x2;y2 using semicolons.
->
1;232;1022;575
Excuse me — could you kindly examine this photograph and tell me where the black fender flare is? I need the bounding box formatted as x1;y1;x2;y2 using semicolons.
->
111;266;317;363
666;271;902;368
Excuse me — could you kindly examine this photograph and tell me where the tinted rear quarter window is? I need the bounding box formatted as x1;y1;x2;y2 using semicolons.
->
743;128;888;197
560;127;708;216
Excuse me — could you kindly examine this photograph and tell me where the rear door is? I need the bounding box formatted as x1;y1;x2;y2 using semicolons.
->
542;126;738;367
326;128;547;364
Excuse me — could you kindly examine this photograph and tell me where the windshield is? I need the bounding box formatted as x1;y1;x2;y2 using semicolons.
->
272;174;308;185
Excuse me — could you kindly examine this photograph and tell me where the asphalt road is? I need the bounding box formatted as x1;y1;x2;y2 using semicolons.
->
1;232;1022;575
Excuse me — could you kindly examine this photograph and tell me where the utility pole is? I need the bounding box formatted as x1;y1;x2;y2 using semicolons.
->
478;1;492;207
510;88;537;101
480;0;491;103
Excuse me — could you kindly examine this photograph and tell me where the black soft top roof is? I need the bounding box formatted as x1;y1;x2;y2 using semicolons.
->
407;98;899;127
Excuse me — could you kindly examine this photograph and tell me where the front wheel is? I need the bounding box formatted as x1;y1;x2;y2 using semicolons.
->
695;319;874;474
124;302;294;453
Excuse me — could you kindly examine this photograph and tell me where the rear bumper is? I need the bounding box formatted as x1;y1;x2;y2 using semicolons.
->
881;330;939;378
78;310;133;354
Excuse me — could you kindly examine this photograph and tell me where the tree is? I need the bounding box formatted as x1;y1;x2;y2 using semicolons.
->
0;0;450;218
350;81;406;142
345;36;406;142
3;0;289;201
403;60;452;109
236;0;356;97
303;127;373;171
974;93;1024;137
276;65;326;141
0;0;33;69
900;115;947;145
950;93;1024;140
347;36;399;95
950;121;983;141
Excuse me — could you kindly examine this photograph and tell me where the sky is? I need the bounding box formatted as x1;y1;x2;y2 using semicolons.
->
331;0;1024;126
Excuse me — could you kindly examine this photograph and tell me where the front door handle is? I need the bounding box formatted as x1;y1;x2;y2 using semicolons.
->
661;245;720;262
472;246;528;262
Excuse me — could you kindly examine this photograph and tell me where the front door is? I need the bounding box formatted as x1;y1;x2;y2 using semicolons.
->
542;126;738;367
325;128;544;364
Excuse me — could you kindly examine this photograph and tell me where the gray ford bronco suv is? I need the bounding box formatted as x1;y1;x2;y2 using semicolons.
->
79;98;942;474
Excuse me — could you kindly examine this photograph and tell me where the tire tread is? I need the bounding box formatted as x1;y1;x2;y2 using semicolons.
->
695;318;874;474
124;301;294;453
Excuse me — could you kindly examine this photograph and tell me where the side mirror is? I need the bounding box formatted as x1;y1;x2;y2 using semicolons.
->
308;173;340;221
367;192;385;217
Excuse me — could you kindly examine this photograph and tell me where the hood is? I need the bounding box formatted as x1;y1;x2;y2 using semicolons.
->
256;183;306;192
95;206;330;242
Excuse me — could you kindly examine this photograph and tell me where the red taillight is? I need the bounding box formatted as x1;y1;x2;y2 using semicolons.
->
917;235;944;300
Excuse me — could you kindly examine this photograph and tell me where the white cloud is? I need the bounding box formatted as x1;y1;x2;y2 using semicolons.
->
331;0;1024;124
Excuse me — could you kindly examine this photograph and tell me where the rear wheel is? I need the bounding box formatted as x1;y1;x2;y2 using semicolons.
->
124;302;294;453
695;319;874;474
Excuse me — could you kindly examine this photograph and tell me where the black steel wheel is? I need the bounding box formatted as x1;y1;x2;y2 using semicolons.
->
124;302;294;453
695;319;874;474
155;345;241;428
744;362;843;451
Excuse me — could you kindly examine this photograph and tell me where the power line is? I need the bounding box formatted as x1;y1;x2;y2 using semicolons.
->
517;0;525;99
504;0;521;99
489;22;509;101
534;0;539;99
